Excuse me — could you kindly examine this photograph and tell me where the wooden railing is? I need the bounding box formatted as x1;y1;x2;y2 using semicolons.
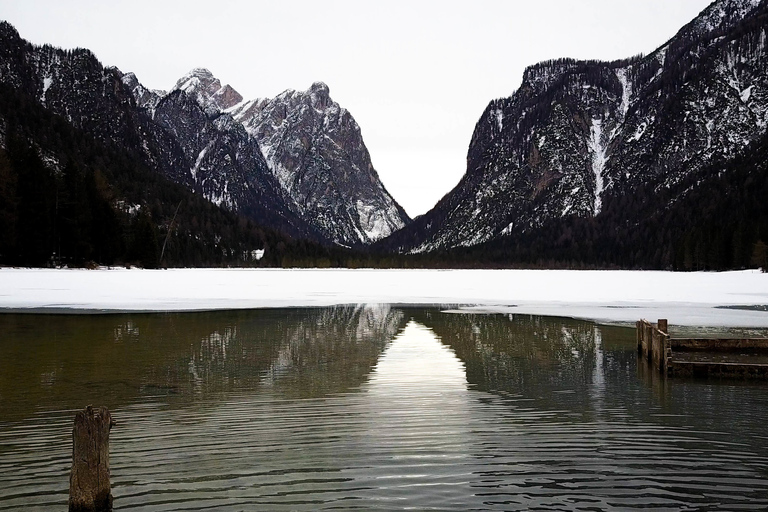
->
637;319;672;374
637;319;768;378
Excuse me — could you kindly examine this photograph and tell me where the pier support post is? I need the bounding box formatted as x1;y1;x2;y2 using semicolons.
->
645;321;653;362
69;406;115;512
657;319;668;334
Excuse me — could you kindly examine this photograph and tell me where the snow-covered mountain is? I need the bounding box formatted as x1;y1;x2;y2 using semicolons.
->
171;70;410;245
0;25;408;246
174;67;243;112
0;22;320;241
382;0;768;254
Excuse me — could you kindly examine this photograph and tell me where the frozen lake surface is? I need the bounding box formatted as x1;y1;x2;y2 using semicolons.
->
1;267;768;327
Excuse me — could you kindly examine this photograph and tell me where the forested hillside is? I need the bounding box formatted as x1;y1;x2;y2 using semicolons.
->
432;130;768;270
377;0;768;272
0;82;355;268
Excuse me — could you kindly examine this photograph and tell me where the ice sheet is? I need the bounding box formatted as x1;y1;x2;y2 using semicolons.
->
1;268;767;327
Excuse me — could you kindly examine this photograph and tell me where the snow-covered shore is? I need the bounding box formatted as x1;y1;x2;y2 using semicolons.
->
1;267;767;327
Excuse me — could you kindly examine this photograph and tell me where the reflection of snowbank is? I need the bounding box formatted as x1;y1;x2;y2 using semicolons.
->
358;321;478;506
1;268;768;327
366;320;468;394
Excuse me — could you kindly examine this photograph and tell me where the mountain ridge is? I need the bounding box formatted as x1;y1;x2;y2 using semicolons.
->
2;0;768;270
0;20;408;247
166;69;411;245
378;0;768;260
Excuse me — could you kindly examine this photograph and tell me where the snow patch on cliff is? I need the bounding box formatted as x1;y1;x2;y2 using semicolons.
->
356;200;405;242
588;119;607;215
41;75;52;104
616;67;632;119
191;144;211;181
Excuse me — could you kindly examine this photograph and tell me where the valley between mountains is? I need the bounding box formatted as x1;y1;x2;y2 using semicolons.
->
1;0;767;270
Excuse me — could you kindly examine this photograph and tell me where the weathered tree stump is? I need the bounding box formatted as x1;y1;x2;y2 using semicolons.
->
69;406;116;512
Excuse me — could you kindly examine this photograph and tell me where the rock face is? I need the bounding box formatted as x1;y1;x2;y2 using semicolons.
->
0;23;316;240
150;87;300;226
383;0;768;253
120;71;166;113
179;72;410;245
173;67;243;112
0;27;408;246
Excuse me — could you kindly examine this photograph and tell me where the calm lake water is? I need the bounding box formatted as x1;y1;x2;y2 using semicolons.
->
1;306;768;510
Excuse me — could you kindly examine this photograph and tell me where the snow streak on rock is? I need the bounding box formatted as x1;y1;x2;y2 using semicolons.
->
588;118;607;215
615;67;632;120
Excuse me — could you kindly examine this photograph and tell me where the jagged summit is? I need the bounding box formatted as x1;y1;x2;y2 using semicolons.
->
309;81;330;95
120;71;166;112
173;68;217;93
227;80;410;245
309;81;331;109
158;70;410;245
172;68;243;111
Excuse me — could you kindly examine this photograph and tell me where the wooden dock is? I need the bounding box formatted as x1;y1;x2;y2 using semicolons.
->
637;319;768;378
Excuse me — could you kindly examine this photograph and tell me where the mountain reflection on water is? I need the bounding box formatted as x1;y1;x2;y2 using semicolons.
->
0;305;406;421
1;306;767;511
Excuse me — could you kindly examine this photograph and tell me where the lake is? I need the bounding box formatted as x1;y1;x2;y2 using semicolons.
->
1;306;768;510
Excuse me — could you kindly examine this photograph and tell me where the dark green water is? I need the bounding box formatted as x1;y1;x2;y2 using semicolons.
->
1;306;767;510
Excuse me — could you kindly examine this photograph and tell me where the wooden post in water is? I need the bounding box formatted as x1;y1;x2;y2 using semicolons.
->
69;406;116;512
645;321;653;362
657;319;668;334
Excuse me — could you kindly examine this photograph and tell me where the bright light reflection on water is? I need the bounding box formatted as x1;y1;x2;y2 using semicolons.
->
0;307;767;510
356;321;477;508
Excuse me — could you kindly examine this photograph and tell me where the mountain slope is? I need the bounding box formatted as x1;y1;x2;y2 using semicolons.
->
381;0;768;255
0;22;407;247
0;78;351;268
0;21;318;241
175;71;411;245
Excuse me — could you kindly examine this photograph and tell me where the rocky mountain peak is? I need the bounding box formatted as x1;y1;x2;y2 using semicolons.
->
226;80;410;245
120;71;166;112
120;71;140;89
172;68;243;111
686;0;762;36
309;81;331;109
174;67;217;91
212;84;242;110
309;81;330;95
158;70;410;245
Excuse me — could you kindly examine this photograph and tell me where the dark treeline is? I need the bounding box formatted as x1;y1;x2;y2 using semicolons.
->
0;82;360;269
432;131;768;271
2;79;767;271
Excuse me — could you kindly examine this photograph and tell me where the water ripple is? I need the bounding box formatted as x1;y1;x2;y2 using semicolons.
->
1;311;767;510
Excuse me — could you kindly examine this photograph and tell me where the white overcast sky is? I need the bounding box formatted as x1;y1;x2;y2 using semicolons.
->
0;0;712;217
